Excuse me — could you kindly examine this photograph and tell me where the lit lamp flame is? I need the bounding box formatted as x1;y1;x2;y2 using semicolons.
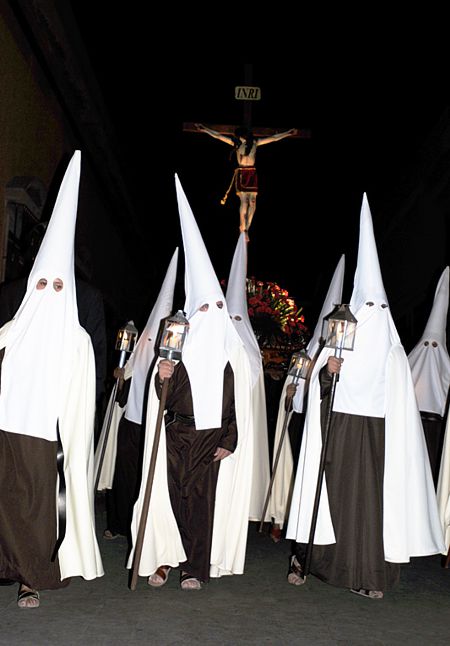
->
322;304;357;354
115;320;138;367
159;310;190;361
288;350;312;383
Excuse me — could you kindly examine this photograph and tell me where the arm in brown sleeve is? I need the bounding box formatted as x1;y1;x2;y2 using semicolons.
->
319;365;333;399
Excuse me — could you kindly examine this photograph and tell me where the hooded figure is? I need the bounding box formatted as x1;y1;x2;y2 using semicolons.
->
95;249;178;538
286;195;444;597
128;175;253;589
268;255;345;531
408;267;450;485
0;151;103;607
226;232;270;521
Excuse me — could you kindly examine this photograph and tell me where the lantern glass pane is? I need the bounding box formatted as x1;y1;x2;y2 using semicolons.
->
288;351;311;380
322;304;357;351
115;321;138;353
159;310;189;360
324;319;357;351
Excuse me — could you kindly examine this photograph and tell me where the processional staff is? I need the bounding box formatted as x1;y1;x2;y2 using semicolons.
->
303;304;357;577
130;310;189;591
94;320;138;493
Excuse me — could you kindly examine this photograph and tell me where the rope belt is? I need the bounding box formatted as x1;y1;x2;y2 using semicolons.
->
165;410;196;427
221;168;238;205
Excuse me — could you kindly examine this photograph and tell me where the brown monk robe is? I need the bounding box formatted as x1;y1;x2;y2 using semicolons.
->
155;361;237;582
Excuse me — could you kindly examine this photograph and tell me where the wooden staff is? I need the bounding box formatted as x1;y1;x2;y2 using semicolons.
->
130;376;169;590
303;350;341;576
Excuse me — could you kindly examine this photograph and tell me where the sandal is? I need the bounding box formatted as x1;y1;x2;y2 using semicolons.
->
287;555;305;586
180;572;202;590
148;566;171;587
17;587;40;609
350;588;384;600
103;529;120;540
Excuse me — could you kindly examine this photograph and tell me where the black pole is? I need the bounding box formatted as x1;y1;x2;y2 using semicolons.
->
303;349;341;576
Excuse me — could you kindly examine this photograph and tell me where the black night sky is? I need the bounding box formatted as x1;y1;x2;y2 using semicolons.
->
67;10;450;343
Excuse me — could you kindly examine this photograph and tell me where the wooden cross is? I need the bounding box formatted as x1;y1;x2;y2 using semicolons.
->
183;63;311;139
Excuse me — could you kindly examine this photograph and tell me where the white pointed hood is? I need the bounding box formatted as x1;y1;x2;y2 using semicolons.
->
125;248;179;424
0;151;82;440
408;267;450;415
333;193;400;416
176;176;224;318
226;232;262;387
175;174;243;430
293;255;345;412
350;194;389;314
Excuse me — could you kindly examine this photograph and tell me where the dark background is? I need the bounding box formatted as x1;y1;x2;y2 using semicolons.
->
64;13;450;348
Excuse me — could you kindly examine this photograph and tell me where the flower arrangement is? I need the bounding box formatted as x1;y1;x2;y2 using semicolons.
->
245;277;309;352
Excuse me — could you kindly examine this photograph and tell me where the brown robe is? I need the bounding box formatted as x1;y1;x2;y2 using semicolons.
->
0;430;68;590
156;361;237;582
295;368;400;592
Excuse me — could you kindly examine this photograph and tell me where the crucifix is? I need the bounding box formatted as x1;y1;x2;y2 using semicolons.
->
183;64;311;241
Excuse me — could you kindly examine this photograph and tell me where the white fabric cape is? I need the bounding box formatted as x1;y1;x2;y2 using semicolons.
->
437;414;450;550
226;232;270;521
0;321;104;580
248;370;271;522
286;342;445;561
127;343;253;578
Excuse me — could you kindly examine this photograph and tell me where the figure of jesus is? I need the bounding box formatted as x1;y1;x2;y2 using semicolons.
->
195;123;297;240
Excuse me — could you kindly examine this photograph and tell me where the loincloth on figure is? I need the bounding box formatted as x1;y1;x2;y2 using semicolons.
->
221;167;258;205
235;167;258;193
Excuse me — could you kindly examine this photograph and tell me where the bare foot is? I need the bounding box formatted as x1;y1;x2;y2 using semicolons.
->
287;556;305;586
350;588;384;600
148;566;171;587
180;572;202;590
17;585;40;609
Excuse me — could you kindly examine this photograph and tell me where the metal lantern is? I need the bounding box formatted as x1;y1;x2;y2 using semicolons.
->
288;350;312;382
159;310;190;361
115;320;139;367
321;304;357;353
